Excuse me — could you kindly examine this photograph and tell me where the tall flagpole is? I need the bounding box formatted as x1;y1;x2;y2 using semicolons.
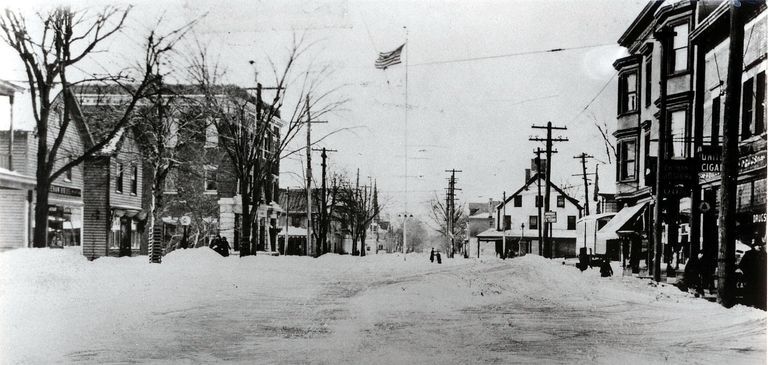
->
402;27;408;260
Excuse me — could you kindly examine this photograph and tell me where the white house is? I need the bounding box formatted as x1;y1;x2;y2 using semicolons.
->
477;172;583;258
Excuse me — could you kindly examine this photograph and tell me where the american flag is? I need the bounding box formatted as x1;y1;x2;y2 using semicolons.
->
375;44;405;69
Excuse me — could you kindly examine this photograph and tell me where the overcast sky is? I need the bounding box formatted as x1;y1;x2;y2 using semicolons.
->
0;0;648;221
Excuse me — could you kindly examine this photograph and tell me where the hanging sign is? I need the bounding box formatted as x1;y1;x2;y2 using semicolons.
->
179;216;192;226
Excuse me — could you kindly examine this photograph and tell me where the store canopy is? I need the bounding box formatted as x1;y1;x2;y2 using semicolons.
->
596;201;649;242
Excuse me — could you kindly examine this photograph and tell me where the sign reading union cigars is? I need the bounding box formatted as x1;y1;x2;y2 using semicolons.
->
697;146;767;183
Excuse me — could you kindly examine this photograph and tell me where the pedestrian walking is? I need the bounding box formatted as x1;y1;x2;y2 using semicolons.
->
436;251;442;264
220;236;231;257
577;247;589;272
600;258;613;277
430;248;435;263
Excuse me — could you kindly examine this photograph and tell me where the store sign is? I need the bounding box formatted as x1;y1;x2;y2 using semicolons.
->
739;150;767;174
544;211;557;223
50;185;82;197
754;213;767;224
661;158;696;187
697;146;722;183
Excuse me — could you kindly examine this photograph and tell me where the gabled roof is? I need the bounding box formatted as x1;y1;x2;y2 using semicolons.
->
495;172;583;211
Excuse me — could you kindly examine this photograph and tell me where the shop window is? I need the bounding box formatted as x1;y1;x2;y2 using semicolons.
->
671;22;689;73
514;195;522;207
669;110;687;158
557;195;565;208
618;139;636;181
529;216;538;230
115;162;124;193
618;72;638;114
130;164;138;195
131;221;140;249
567;216;576;230
645;55;653;106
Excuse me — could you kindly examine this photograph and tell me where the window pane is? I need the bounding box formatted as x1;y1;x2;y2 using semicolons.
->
626;74;637;92
670;110;686;157
673;24;689;49
674;48;687;72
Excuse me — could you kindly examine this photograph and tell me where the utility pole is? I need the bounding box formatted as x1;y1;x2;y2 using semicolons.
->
717;1;744;307
312;147;338;255
573;153;594;216
531;123;568;258
304;96;328;257
652;26;674;282
502;191;507;259
445;169;462;258
534;148;545;255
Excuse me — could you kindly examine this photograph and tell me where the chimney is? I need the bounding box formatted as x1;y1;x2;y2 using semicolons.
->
524;169;531;188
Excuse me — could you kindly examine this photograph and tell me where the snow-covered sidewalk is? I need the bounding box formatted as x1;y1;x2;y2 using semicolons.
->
0;248;765;364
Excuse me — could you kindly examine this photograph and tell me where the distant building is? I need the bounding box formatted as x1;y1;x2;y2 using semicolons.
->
477;172;583;258
466;200;499;258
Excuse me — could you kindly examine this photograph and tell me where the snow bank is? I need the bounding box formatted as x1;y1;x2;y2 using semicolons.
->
0;248;764;364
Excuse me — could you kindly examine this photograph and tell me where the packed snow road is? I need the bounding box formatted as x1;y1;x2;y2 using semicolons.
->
1;248;765;364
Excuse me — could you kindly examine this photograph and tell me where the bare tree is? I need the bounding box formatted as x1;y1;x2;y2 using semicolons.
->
313;170;345;255
0;6;188;247
427;192;468;254
190;34;343;257
591;112;617;165
337;172;381;256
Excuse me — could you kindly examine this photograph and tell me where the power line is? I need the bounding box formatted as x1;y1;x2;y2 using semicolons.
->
569;71;617;124
410;43;614;67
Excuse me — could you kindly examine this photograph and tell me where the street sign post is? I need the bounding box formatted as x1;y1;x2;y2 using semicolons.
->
544;211;557;223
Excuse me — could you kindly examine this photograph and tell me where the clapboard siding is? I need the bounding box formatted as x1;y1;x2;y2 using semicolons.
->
0;190;28;249
83;157;110;259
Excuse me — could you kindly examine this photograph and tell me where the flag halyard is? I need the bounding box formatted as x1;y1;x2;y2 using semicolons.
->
375;44;405;69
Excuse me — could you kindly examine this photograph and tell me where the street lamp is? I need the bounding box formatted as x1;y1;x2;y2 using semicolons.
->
520;223;526;255
398;212;413;257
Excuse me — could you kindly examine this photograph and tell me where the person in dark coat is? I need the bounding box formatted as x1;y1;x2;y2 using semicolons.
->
600;258;613;277
577;248;589;272
430;248;435;263
739;243;766;310
209;235;221;251
436;251;442;264
220;236;231;257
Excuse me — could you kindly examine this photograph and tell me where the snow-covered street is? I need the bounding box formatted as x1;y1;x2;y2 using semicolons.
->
1;248;765;364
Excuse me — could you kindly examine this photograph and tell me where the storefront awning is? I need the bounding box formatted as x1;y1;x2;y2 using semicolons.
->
596;201;649;241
